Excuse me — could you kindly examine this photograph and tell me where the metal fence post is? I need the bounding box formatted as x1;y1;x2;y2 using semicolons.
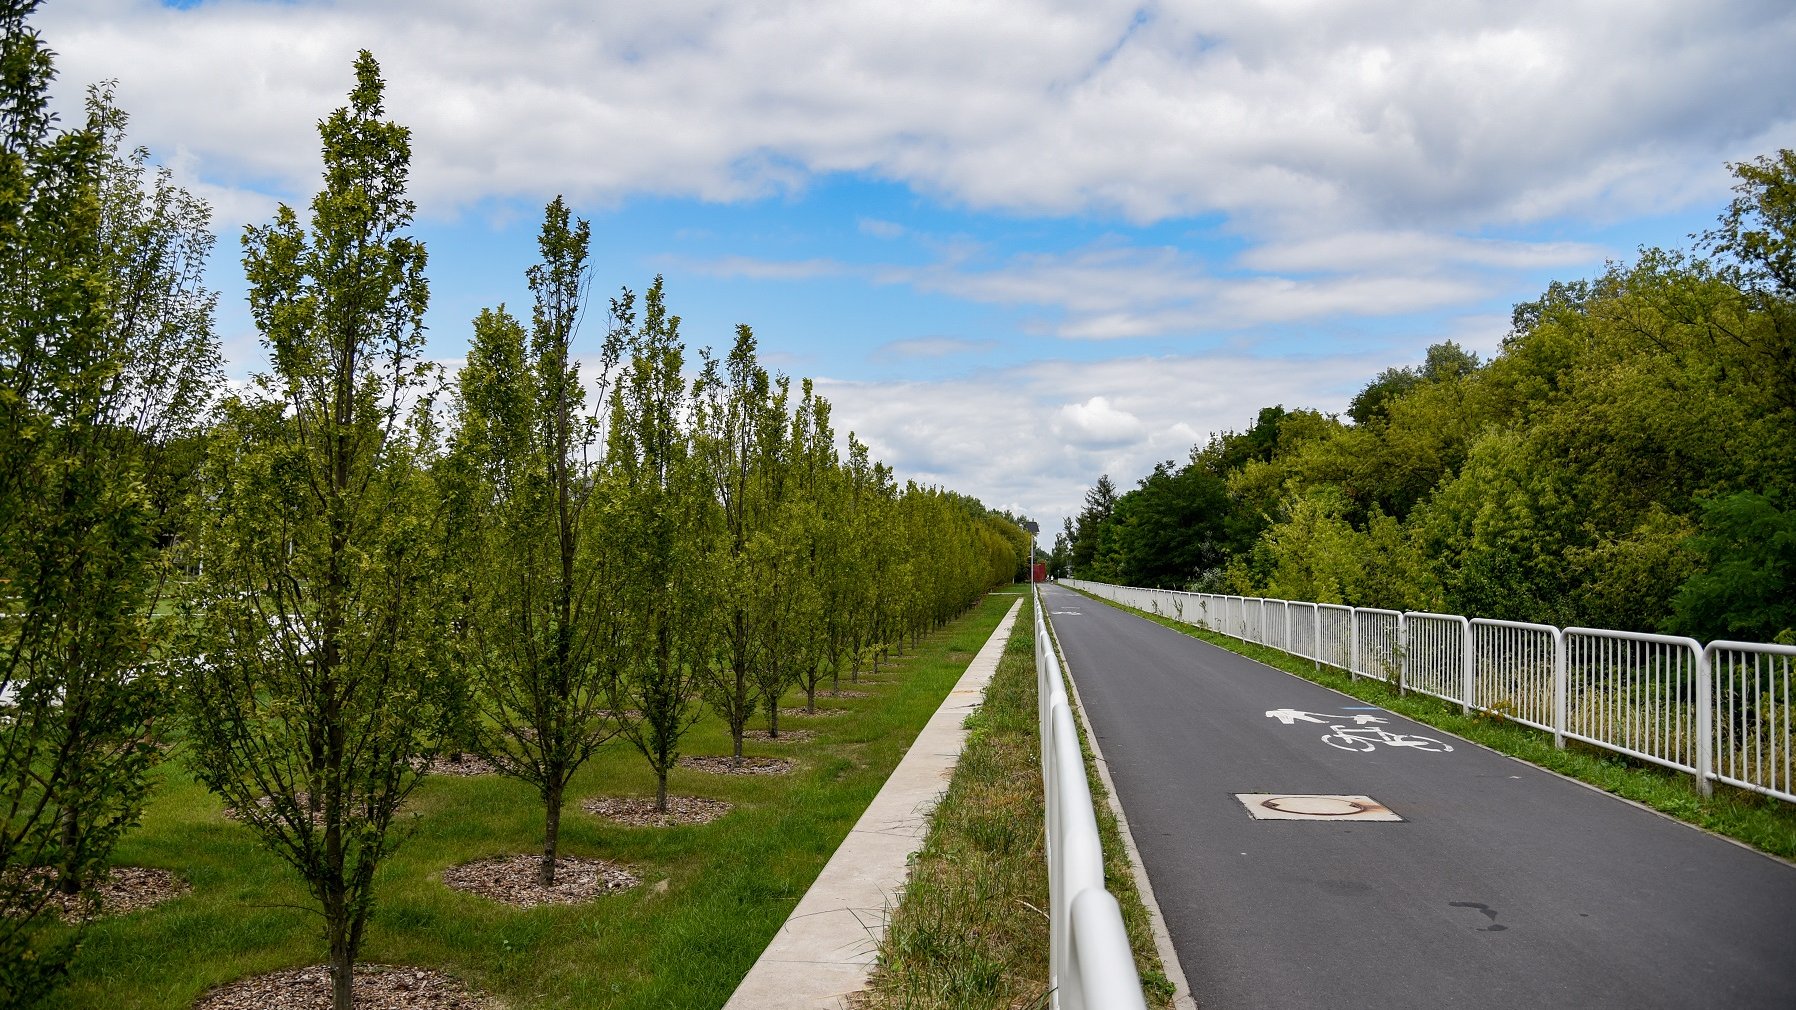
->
1462;619;1474;715
1552;628;1566;749
1349;610;1360;681
1696;644;1714;798
1398;612;1408;692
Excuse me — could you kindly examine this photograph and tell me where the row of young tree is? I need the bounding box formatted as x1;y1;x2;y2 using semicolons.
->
0;12;1027;1007
1059;149;1796;646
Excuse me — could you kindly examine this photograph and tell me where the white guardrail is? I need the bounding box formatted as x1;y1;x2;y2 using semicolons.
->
1062;579;1796;805
1033;587;1149;1010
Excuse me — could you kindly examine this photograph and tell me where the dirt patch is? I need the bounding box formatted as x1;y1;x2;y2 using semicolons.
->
743;728;815;743
780;706;847;719
677;755;796;776
582;794;733;827
195;963;495;1010
440;853;637;908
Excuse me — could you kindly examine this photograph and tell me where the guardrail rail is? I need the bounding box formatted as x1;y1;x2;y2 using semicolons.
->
1034;587;1150;1010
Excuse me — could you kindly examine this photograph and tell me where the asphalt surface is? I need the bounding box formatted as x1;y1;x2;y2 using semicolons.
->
1038;583;1796;1009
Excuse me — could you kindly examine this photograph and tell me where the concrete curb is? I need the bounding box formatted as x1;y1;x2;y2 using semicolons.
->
722;597;1024;1010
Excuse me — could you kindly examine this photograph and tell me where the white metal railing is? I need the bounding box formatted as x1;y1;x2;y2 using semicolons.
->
1034;587;1149;1010
1060;579;1796;804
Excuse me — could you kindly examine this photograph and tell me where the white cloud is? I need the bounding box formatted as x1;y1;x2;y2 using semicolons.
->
818;347;1385;539
857;217;906;239
1053;395;1144;446
38;1;1796;232
872;336;998;360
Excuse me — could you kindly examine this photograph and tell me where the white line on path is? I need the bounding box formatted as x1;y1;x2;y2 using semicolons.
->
721;597;1023;1010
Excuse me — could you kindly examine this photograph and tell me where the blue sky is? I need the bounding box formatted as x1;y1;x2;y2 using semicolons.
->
41;0;1796;539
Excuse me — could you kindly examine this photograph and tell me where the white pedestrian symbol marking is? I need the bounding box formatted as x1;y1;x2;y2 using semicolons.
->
1264;709;1452;753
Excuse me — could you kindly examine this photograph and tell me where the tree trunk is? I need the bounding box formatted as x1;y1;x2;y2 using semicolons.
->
326;881;353;1010
655;768;669;813
804;680;816;714
58;806;82;895
539;780;562;887
769;702;780;738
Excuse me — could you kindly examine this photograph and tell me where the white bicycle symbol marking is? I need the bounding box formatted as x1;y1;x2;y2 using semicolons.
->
1319;724;1453;753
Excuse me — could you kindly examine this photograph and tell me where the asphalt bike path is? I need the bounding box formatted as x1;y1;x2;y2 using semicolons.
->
1038;583;1796;1009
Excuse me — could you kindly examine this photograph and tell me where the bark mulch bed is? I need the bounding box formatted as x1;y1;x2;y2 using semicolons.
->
677;755;796;776
582;794;734;827
423;753;499;776
780;706;848;719
440;853;638;908
195;963;495;1010
743;728;815;743
4;866;190;922
822;689;872;699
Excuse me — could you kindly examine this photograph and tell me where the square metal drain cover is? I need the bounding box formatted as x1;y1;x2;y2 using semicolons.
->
1235;793;1402;821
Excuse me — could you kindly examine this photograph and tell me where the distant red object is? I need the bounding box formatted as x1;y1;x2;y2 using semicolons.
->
1031;563;1047;583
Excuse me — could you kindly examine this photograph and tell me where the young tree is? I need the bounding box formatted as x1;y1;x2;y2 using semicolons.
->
693;326;777;762
2;6;219;1002
782;381;836;715
178;53;447;1010
605;278;710;810
446;198;627;885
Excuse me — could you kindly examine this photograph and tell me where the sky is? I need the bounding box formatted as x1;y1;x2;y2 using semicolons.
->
37;0;1796;543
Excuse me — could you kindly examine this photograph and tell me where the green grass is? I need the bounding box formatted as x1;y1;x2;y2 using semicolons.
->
866;591;1174;1010
43;594;1017;1010
1072;588;1796;862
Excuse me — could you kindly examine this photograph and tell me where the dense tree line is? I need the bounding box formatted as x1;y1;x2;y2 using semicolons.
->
0;14;1027;1008
1061;150;1796;645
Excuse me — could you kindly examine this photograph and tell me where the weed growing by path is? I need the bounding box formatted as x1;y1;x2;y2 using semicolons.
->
868;592;1174;1009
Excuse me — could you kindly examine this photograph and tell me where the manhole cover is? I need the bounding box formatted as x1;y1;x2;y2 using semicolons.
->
1234;793;1402;821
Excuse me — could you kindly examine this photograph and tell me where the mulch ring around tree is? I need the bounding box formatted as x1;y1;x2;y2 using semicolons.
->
677;755;796;776
779;706;848;719
743;728;815;743
423;752;498;776
3;866;190;922
439;853;638;908
822;689;872;699
195;963;495;1010
582;794;734;827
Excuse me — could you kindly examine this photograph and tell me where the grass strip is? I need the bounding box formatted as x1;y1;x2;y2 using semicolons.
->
866;591;1174;1010
1072;588;1796;862
42;594;1016;1010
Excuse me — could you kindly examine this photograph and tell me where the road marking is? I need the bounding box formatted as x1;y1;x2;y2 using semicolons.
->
1235;794;1403;821
1265;709;1453;754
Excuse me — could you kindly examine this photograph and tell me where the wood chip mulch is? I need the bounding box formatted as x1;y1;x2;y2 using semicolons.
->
195;963;495;1010
677;755;796;775
221;793;324;826
424;753;498;776
824;689;872;699
4;866;189;922
743;728;815;743
780;706;848;718
439;853;637;908
582;794;734;827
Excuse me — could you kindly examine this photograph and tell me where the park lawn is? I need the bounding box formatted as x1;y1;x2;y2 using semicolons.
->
42;592;1018;1010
